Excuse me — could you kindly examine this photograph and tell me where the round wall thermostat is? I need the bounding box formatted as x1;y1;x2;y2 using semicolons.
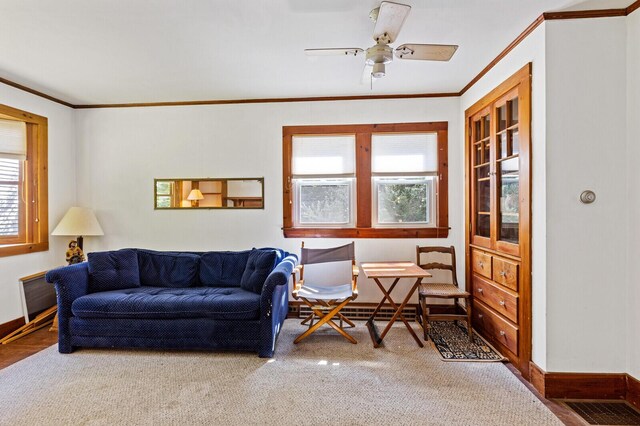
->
580;190;596;204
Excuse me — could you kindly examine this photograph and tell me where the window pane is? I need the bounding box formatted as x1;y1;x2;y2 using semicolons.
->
376;179;431;224
298;181;352;224
372;133;437;173
292;135;355;176
156;195;172;208
156;181;172;195
0;158;20;236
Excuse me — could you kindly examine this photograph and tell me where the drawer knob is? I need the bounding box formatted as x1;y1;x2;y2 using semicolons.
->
499;300;505;306
478;314;484;319
499;330;506;336
499;271;507;277
477;288;483;293
478;261;484;267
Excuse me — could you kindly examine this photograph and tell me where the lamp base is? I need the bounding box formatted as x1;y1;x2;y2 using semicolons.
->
66;238;85;265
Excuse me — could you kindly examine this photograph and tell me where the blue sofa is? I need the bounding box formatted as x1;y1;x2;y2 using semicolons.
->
45;248;296;357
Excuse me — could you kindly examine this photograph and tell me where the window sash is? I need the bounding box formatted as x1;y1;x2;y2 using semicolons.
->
0;158;25;243
293;178;355;227
372;177;436;228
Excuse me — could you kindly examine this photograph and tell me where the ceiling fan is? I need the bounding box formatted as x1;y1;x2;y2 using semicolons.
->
305;1;458;83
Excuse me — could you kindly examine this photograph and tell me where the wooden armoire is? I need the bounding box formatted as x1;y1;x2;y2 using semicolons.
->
465;63;532;378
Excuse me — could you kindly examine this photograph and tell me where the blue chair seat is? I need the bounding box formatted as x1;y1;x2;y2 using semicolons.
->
72;286;261;320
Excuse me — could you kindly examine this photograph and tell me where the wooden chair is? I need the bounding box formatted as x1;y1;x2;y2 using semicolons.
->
292;242;358;344
416;245;473;342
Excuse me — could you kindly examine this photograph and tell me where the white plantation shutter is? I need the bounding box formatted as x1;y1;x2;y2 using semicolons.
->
371;133;437;174
292;135;355;177
0;119;27;161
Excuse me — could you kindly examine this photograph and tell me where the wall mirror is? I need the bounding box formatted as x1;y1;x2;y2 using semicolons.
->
154;178;264;209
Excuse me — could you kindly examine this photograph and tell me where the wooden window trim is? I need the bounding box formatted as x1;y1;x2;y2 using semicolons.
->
0;104;48;258
282;121;449;238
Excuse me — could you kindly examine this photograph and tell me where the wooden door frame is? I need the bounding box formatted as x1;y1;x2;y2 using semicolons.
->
464;63;532;378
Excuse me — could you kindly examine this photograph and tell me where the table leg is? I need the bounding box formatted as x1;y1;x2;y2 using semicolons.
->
366;277;424;348
377;278;423;347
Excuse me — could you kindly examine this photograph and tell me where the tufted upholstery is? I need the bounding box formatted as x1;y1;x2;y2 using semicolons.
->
241;249;278;294
87;249;140;293
199;250;250;287
137;250;200;288
72;287;260;320
46;248;297;357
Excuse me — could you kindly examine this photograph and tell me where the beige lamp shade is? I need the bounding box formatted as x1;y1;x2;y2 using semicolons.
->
51;207;104;237
187;189;204;201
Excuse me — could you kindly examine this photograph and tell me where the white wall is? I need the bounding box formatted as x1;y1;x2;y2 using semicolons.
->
460;25;548;369
75;97;462;302
626;9;640;380
0;84;76;324
544;18;628;372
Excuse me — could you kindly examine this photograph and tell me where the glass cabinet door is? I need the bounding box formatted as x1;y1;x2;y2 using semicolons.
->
495;90;520;254
471;108;492;248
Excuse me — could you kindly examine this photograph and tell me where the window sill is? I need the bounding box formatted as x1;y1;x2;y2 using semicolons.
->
0;242;48;258
282;227;449;238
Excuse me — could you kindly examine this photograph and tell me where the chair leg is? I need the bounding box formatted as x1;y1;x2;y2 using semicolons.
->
420;295;429;341
466;297;473;342
294;299;356;344
301;313;313;325
337;313;355;328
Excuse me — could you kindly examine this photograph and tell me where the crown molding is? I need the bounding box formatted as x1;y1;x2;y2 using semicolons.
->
1;1;638;109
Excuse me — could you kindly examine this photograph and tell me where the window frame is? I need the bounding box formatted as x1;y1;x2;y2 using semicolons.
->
282;122;448;238
0;104;48;258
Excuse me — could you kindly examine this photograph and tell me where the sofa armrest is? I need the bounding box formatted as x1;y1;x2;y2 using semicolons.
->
45;262;90;353
258;253;297;357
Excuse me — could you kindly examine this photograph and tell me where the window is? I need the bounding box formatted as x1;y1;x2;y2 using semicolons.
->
282;122;448;238
292;135;355;227
0;104;48;257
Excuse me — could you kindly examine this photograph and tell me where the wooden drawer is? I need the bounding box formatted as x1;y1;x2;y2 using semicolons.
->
492;257;519;291
472;275;519;323
472;250;492;280
473;300;519;356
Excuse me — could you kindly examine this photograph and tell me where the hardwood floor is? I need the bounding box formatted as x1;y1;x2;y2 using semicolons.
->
0;329;589;425
0;327;57;370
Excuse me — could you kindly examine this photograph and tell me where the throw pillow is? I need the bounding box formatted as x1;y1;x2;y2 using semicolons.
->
88;249;141;293
240;249;278;294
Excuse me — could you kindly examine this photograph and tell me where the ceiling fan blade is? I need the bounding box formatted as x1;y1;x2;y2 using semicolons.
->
305;48;364;57
361;64;373;85
372;2;411;44
394;44;458;61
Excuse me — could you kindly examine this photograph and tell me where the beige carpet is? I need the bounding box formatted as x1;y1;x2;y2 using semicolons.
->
0;321;561;426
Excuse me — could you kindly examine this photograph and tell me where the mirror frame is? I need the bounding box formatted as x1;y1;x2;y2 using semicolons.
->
154;177;265;210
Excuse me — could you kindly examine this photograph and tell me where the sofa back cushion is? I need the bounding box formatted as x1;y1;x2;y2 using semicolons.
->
138;250;200;288
88;249;141;293
240;249;278;294
200;250;250;287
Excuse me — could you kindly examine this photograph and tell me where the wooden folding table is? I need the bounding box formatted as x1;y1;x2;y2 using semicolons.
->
361;262;431;348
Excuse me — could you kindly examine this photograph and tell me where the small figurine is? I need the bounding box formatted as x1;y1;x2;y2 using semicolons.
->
66;240;85;265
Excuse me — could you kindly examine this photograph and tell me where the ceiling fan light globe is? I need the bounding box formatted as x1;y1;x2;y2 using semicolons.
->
372;63;386;78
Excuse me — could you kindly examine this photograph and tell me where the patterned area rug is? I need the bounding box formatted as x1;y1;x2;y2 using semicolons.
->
428;321;506;362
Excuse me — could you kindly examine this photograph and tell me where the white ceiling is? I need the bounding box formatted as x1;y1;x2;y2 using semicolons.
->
0;0;633;105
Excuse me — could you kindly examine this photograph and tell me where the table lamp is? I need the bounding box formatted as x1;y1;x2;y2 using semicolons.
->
187;189;204;207
51;207;104;263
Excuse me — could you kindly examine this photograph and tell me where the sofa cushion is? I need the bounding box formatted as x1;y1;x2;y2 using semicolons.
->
138;250;200;288
240;249;278;294
200;250;250;287
71;286;261;320
87;249;141;293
